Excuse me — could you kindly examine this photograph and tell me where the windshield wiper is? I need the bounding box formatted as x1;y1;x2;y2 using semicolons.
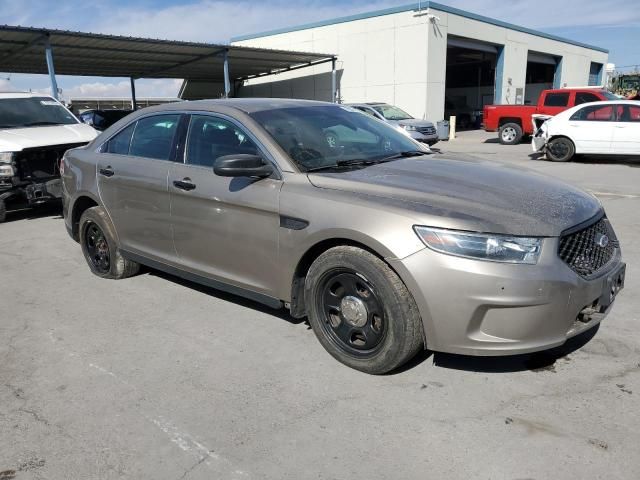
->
379;150;429;161
20;121;62;127
305;150;428;173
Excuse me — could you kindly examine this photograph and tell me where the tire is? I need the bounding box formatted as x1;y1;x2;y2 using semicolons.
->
499;122;523;145
546;137;575;162
0;198;6;223
305;246;424;374
79;206;139;279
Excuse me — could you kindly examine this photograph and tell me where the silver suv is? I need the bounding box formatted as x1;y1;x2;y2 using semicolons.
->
346;102;439;146
62;99;625;374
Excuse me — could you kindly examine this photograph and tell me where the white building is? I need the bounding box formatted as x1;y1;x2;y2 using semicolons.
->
229;1;609;123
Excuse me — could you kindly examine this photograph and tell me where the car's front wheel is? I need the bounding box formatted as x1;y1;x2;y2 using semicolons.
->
305;246;424;374
79;206;140;279
0;197;6;223
546;137;575;162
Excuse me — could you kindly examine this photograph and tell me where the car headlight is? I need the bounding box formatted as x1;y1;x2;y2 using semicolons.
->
0;152;15;178
401;125;417;131
0;152;15;163
414;226;543;264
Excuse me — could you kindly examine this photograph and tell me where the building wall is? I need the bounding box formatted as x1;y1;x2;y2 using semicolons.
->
232;5;608;122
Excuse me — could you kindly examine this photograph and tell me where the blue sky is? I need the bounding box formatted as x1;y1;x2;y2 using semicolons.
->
1;0;638;98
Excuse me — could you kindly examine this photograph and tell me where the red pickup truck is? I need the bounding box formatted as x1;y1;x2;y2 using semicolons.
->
483;88;617;145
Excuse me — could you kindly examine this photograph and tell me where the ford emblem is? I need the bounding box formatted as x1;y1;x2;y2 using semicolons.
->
595;233;609;248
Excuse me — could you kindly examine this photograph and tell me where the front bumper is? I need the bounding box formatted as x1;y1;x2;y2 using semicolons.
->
407;131;439;145
389;237;624;356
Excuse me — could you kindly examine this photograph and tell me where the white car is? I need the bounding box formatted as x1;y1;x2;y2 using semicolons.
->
0;92;98;222
532;100;640;162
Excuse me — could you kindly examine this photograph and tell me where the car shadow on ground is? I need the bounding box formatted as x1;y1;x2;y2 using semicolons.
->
145;268;306;326
430;325;600;374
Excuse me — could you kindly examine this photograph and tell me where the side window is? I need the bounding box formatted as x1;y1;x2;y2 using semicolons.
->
570;105;613;121
575;92;601;105
129;114;180;161
186;115;259;168
105;122;136;154
357;107;378;119
618;105;640;123
544;93;570;107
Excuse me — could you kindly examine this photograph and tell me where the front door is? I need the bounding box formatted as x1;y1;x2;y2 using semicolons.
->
96;113;181;260
565;104;614;153
169;114;282;296
612;104;640;154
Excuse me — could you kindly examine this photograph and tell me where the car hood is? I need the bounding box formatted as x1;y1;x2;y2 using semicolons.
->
307;156;601;237
0;123;98;151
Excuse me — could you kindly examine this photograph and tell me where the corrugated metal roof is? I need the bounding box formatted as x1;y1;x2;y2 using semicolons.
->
0;25;335;81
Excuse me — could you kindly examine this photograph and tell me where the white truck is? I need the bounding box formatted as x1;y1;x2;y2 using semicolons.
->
0;92;98;222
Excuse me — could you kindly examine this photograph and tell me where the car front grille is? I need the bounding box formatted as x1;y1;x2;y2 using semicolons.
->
417;126;436;135
558;217;619;278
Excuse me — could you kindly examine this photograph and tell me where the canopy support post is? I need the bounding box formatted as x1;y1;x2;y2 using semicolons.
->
223;49;231;98
44;38;59;100
130;77;137;110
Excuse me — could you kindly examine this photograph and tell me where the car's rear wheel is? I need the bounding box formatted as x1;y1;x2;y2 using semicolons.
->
79;206;139;279
546;137;575;162
305;246;424;374
499;123;523;145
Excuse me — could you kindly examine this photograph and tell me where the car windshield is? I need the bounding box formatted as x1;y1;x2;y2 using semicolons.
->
249;105;428;171
0;96;78;129
372;104;413;121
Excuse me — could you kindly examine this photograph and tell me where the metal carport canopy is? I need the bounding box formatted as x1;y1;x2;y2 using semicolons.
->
0;25;336;95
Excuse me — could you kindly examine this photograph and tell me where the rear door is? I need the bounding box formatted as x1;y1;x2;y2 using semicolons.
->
611;104;640;154
539;91;571;116
169;113;282;296
96;113;181;261
566;104;615;153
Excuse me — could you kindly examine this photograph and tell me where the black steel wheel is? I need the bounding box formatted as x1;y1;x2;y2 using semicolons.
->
84;221;111;274
305;246;424;374
319;270;386;357
79;206;139;279
546;137;575;162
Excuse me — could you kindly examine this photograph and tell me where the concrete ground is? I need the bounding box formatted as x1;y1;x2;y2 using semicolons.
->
1;130;638;480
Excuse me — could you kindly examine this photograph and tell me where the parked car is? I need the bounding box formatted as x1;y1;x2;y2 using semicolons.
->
62;99;625;374
79;109;132;131
0;92;98;222
532;100;640;161
346;102;439;146
483;88;618;145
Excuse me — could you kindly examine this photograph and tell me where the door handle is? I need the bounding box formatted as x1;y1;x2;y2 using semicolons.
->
173;178;196;191
614;125;626;128
99;166;115;177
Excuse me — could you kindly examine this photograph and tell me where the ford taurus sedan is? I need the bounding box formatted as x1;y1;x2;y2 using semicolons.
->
62;99;625;374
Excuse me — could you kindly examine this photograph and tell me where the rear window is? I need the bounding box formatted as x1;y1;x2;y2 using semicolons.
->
575;92;601;105
129;115;180;161
544;93;570;107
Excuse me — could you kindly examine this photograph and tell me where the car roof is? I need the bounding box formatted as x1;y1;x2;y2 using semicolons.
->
139;97;334;115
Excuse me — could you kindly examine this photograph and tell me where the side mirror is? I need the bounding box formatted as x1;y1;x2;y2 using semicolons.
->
213;154;273;178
